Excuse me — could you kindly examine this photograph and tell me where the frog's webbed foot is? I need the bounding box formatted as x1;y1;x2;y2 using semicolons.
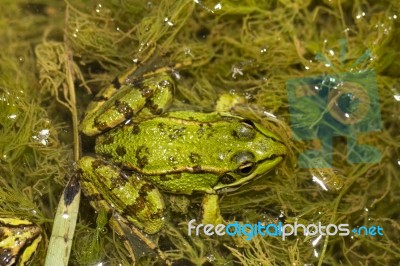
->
109;214;172;266
200;194;224;225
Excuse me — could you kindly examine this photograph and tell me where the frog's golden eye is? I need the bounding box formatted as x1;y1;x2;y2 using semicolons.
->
236;162;255;176
231;151;256;176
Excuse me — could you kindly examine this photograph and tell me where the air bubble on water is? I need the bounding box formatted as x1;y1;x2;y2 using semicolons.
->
32;129;51;146
312;175;328;191
244;92;252;100
231;65;243;79
8;114;17;120
95;3;102;13
356;12;366;20
73;28;79;38
262;111;276;118
313;249;319;258
163;17;174;27
171;68;181;80
207;254;216;262
312;235;322;246
260;47;267;54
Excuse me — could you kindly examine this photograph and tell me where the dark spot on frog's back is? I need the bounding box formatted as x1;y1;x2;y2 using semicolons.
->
218;174;236;184
131;123;140;134
116;146;127;156
145;98;163;115
91;159;105;169
100;135;114;145
135;145;150;169
157;122;165;132
139;183;154;195
124;196;146;215
115;100;134;119
189;152;201;164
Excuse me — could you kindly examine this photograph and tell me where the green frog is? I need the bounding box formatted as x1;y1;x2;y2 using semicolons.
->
77;70;286;247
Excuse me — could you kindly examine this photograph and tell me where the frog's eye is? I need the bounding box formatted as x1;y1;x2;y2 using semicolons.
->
236;162;255;176
231;151;256;176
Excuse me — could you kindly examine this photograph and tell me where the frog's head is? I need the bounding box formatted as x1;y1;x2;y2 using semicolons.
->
213;119;287;191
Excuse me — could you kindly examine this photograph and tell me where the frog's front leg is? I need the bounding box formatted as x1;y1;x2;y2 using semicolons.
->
200;194;224;225
79;73;175;136
77;157;169;263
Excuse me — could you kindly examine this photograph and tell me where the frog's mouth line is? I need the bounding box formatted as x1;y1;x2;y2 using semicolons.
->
213;154;285;193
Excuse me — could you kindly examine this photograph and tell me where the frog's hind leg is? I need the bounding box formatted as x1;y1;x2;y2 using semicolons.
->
77;156;169;264
79;73;175;136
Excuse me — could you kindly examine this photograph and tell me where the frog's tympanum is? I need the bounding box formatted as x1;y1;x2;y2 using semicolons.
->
77;71;286;248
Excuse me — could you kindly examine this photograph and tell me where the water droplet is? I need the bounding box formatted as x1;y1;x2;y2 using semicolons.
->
214;3;222;10
8;114;17;120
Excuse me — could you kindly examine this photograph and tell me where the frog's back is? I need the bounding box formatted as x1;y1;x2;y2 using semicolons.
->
94;111;282;176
